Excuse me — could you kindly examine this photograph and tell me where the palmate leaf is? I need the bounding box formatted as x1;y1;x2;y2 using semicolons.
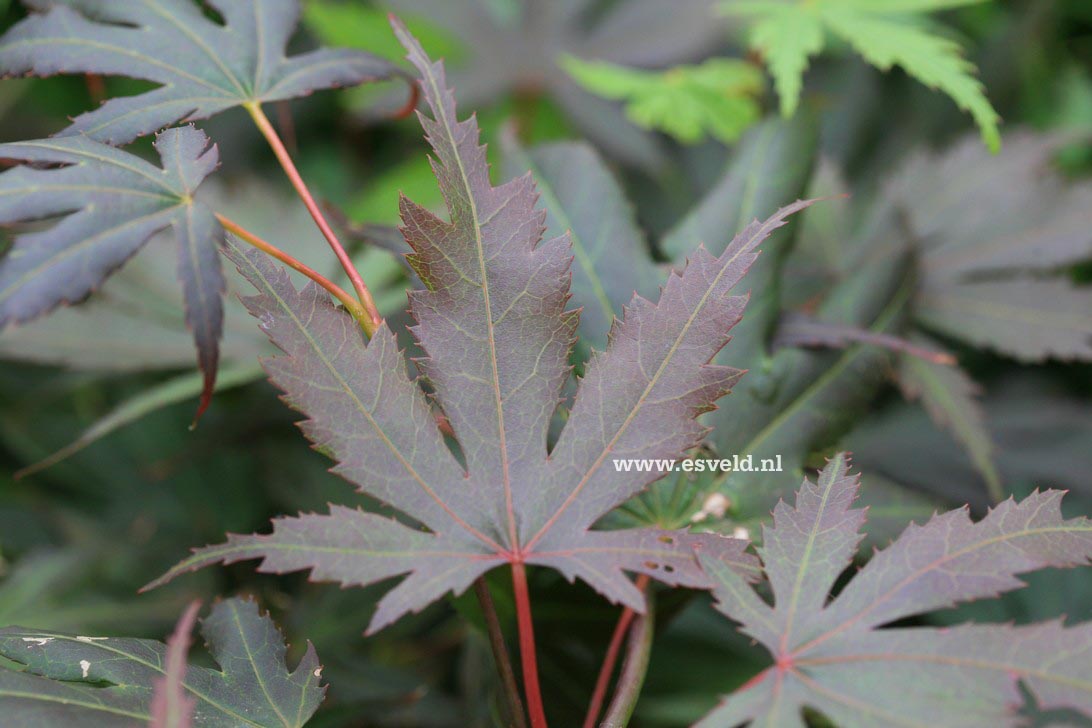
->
723;0;1001;151
894;133;1092;361
146;22;803;633
696;455;1092;727
0;597;325;727
0;126;225;415
0;179;409;475
0;180;285;373
716;130;1089;529
0;0;403;145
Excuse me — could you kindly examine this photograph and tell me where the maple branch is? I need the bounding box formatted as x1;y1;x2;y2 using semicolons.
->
583;575;650;728
475;578;528;728
244;101;381;332
601;584;655;727
216;214;373;333
511;563;548;728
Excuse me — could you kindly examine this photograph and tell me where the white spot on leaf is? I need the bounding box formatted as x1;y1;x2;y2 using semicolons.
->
22;637;53;646
313;668;322;678
75;636;107;643
79;660;91;678
732;526;751;541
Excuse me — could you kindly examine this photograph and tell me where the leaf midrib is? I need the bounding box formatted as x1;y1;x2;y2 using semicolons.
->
139;0;249;98
798;649;1092;692
793;523;1092;658
526;228;766;551
0;141;171;190
419;56;519;553
0;686;149;722
776;455;844;656
0;208;177;306
3;37;233;98
228;601;290;727
513;146;615;328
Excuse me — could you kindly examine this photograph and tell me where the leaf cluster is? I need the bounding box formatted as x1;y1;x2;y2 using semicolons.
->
723;0;1001;150
0;2;1090;727
0;0;402;415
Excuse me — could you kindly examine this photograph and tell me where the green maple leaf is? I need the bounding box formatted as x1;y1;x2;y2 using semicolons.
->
0;598;324;727
723;0;1001;151
560;55;765;145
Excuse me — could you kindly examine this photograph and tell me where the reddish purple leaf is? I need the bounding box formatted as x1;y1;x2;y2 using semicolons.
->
696;455;1092;727
145;22;820;633
0;126;224;418
0;0;403;145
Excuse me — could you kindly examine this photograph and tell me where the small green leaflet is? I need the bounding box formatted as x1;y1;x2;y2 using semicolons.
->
146;21;802;633
0;597;325;727
0;126;225;417
696;455;1092;727
0;0;403;144
560;56;765;145
722;0;1001;151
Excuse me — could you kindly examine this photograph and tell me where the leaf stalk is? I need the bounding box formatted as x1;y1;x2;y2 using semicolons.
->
216;214;374;333
511;563;548;728
601;585;655;727
244;101;381;332
583;575;650;728
474;578;528;728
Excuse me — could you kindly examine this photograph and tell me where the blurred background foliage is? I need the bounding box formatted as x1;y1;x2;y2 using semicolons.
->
0;1;1089;726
